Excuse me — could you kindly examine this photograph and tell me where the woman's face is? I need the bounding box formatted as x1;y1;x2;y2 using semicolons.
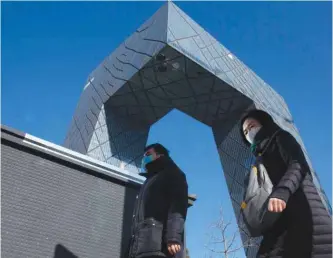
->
242;118;262;144
242;118;261;136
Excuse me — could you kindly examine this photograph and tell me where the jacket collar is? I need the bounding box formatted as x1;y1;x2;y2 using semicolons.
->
139;156;174;178
252;128;281;156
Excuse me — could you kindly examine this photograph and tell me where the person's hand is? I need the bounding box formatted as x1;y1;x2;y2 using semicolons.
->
168;243;181;255
268;198;286;213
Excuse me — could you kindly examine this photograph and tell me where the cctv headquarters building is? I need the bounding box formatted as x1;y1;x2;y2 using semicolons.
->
1;2;331;258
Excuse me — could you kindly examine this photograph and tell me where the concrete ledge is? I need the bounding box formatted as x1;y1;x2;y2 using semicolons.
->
1;125;145;186
1;124;26;139
187;194;197;208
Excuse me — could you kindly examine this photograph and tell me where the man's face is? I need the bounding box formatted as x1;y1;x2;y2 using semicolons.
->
242;118;261;137
144;148;161;160
141;147;163;171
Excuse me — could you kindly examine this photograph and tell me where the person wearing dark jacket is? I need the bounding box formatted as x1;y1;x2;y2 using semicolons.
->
240;109;332;258
128;143;188;258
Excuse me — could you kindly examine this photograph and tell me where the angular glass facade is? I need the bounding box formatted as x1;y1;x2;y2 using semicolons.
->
64;2;331;257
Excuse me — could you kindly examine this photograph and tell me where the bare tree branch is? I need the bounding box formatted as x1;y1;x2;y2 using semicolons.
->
226;231;238;251
205;206;259;258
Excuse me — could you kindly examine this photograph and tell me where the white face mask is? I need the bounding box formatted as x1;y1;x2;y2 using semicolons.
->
245;126;262;144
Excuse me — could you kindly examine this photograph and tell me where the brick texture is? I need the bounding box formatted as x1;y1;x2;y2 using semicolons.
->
1;140;139;258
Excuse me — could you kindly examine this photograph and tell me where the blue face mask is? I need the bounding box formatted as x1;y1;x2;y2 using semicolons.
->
141;155;154;172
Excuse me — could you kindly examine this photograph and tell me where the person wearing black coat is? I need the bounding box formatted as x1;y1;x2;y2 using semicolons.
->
240;109;332;258
127;143;188;258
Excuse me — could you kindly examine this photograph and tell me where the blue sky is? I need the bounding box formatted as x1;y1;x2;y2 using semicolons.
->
2;1;332;257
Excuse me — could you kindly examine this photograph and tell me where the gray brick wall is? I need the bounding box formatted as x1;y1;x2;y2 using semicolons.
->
1;134;140;258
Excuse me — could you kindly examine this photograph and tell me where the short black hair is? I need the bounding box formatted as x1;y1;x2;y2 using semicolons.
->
240;109;275;129
144;143;170;156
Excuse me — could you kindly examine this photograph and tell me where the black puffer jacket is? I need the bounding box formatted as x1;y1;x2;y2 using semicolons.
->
240;110;332;258
128;156;188;258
